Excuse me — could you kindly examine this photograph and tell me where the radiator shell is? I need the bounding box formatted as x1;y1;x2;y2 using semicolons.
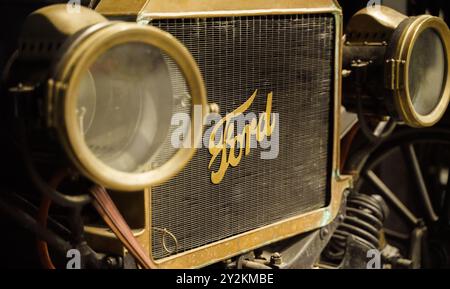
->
90;0;351;269
150;14;334;260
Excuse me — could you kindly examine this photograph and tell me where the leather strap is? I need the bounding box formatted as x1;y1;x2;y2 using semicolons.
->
90;186;156;269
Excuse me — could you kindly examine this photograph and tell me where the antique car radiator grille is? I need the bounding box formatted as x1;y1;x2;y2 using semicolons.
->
150;14;335;259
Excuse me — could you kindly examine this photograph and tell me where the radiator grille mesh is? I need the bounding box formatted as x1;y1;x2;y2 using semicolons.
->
150;14;335;259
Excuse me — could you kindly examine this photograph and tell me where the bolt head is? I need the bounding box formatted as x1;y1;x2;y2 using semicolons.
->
320;227;330;240
270;253;282;265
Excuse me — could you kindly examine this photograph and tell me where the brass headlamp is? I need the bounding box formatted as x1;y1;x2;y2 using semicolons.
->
5;5;208;191
343;6;450;128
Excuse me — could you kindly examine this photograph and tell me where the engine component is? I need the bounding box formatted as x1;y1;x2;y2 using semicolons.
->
323;193;388;265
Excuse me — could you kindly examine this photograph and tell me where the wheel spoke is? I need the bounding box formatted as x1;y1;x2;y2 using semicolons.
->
383;228;410;241
402;144;439;222
366;170;419;225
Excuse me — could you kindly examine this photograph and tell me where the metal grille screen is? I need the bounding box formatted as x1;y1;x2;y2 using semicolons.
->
150;14;335;259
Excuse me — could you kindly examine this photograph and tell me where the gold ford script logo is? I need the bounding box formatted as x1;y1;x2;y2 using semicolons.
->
208;90;277;184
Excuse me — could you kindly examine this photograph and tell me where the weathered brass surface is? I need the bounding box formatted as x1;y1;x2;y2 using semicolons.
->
96;0;342;18
95;0;148;16
21;4;107;43
346;6;407;44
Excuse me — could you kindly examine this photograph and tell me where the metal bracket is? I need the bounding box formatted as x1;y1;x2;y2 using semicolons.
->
385;58;406;90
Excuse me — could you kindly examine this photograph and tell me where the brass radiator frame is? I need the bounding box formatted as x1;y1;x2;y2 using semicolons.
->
86;0;352;269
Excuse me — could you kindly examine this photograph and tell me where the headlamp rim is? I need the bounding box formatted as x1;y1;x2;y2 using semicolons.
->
49;22;208;191
389;15;450;127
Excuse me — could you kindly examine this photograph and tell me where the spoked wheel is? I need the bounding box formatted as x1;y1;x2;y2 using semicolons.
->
357;128;450;268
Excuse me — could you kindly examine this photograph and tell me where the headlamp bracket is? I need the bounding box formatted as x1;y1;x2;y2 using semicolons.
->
385;58;406;90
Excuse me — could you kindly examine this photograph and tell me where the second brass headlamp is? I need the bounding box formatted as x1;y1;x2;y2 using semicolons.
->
5;5;208;191
343;6;450;128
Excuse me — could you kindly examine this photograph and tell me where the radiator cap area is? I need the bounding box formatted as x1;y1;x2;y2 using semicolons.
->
96;0;342;19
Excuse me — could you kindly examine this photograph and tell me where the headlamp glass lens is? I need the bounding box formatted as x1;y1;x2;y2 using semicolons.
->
408;28;446;115
75;42;190;173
